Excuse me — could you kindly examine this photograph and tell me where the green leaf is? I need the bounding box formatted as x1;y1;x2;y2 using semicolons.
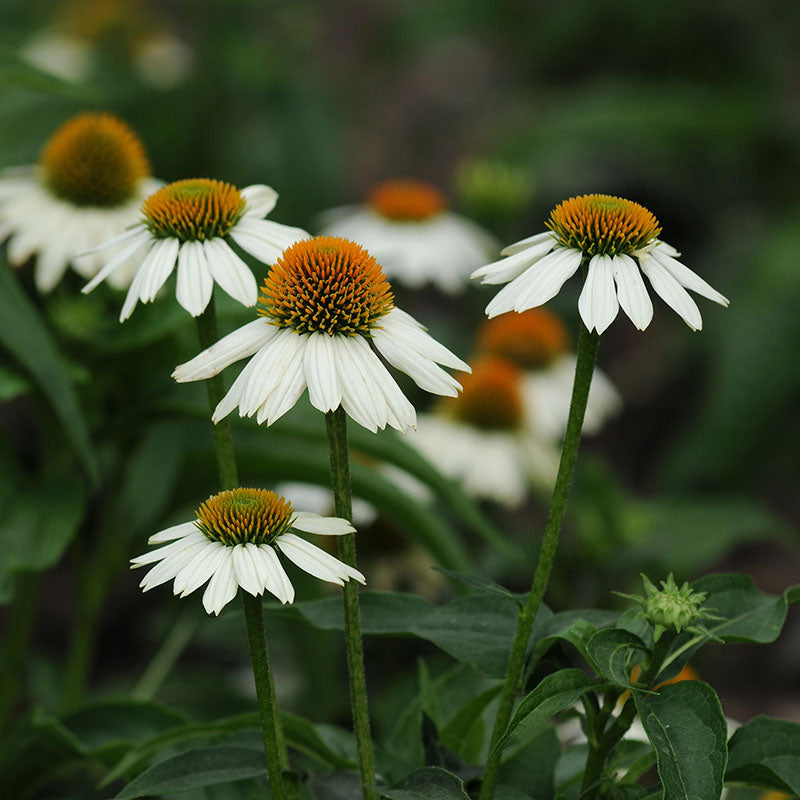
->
725;715;800;794
379;766;471;800
585;628;648;687
280;591;520;677
0;260;97;482
527;609;619;672
494;670;605;755
439;684;502;763
692;573;800;644
634;681;728;800
433;569;523;606
112;746;266;799
498;725;560;800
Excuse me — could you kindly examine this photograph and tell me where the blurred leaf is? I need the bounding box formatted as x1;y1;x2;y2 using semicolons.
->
440;684;502;763
494;670;605;755
497;725;560;800
379;766;471;800
585;629;648;688
0;362;31;400
634;681;727;800
433;569;523;606
0;260;97;481
725;716;800;794
112;745;265;799
281;713;357;770
0;471;85;599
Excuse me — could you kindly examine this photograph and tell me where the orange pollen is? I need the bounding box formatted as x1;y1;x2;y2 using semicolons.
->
40;112;149;207
547;193;661;257
445;357;524;431
367;179;447;221
194;488;294;546
259;236;395;336
478;309;570;370
142;178;245;242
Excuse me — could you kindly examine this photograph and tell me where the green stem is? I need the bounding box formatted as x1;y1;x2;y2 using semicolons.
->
0;572;39;731
480;322;600;800
242;593;287;800
195;298;238;490
324;408;378;800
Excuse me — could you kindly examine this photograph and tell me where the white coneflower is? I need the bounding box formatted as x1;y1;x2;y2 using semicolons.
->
472;193;729;332
0;112;160;292
320;179;496;294
82;178;309;321
410;357;560;506
476;309;621;440
131;487;365;615
172;236;470;433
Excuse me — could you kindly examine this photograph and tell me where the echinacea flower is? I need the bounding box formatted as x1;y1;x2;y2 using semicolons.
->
131;487;364;615
82;178;309;320
410;357;561;506
472;193;729;332
477;309;620;439
173;236;470;433
0;112;160;292
320;179;496;294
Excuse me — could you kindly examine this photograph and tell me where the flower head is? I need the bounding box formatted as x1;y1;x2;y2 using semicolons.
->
131;487;364;615
0;111;160;292
320;179;496;294
478;309;570;370
82;178;309;320
173;236;469;433
472;193;729;332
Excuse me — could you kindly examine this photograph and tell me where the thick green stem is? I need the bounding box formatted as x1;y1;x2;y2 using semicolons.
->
195;298;238;490
324;408;378;800
480;322;600;800
242;593;287;800
0;572;39;730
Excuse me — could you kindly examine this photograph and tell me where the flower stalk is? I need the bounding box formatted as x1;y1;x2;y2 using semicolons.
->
480;317;600;800
325;407;378;800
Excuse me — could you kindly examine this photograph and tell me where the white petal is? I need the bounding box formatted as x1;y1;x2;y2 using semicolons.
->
640;258;703;331
255;347;306;425
141;237;179;302
81;232;150;293
277;533;365;585
358;340;417;432
577;255;618;334
372;332;461;397
260;545;295;604
376;308;469;371
239;329;304;417
131;531;206;566
79;223;148;254
202;550;238;615
175;240;214;316
204;238;258;307
649;247;729;307
173;542;227;596
231;543;265;596
148;521;200;544
511;248;583;313
241;184;278;218
500;230;555;256
472;237;555;284
172;319;278;382
303;332;341;413
612;254;653;330
333;336;387;432
291;513;355;535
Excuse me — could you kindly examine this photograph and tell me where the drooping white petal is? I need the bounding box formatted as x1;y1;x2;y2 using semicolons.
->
376;308;470;371
78;223;149;254
357;338;417;432
202;550;238;615
472;237;556;284
303;332;342;413
172;541;226;596
241;184;278;218
172;319;278;382
640;257;703;331
649;246;729;307
612;254;653;330
81;231;151;293
175;240;214;316
141;236;180;302
291;512;355;535
148;521;200;544
131;531;207;566
260;545;295;604
255;345;306;425
203;237;258;307
499;230;556;257
139;536;207;591
577;254;618;334
511;248;583;314
229;217;309;265
239;328;304;417
277;533;365;585
231;543;265;596
333;336;387;432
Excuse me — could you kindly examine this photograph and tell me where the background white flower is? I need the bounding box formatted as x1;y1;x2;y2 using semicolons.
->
472;193;729;332
131;488;365;616
0;112;160;292
82;178;309;320
321;179;496;294
173;236;471;434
